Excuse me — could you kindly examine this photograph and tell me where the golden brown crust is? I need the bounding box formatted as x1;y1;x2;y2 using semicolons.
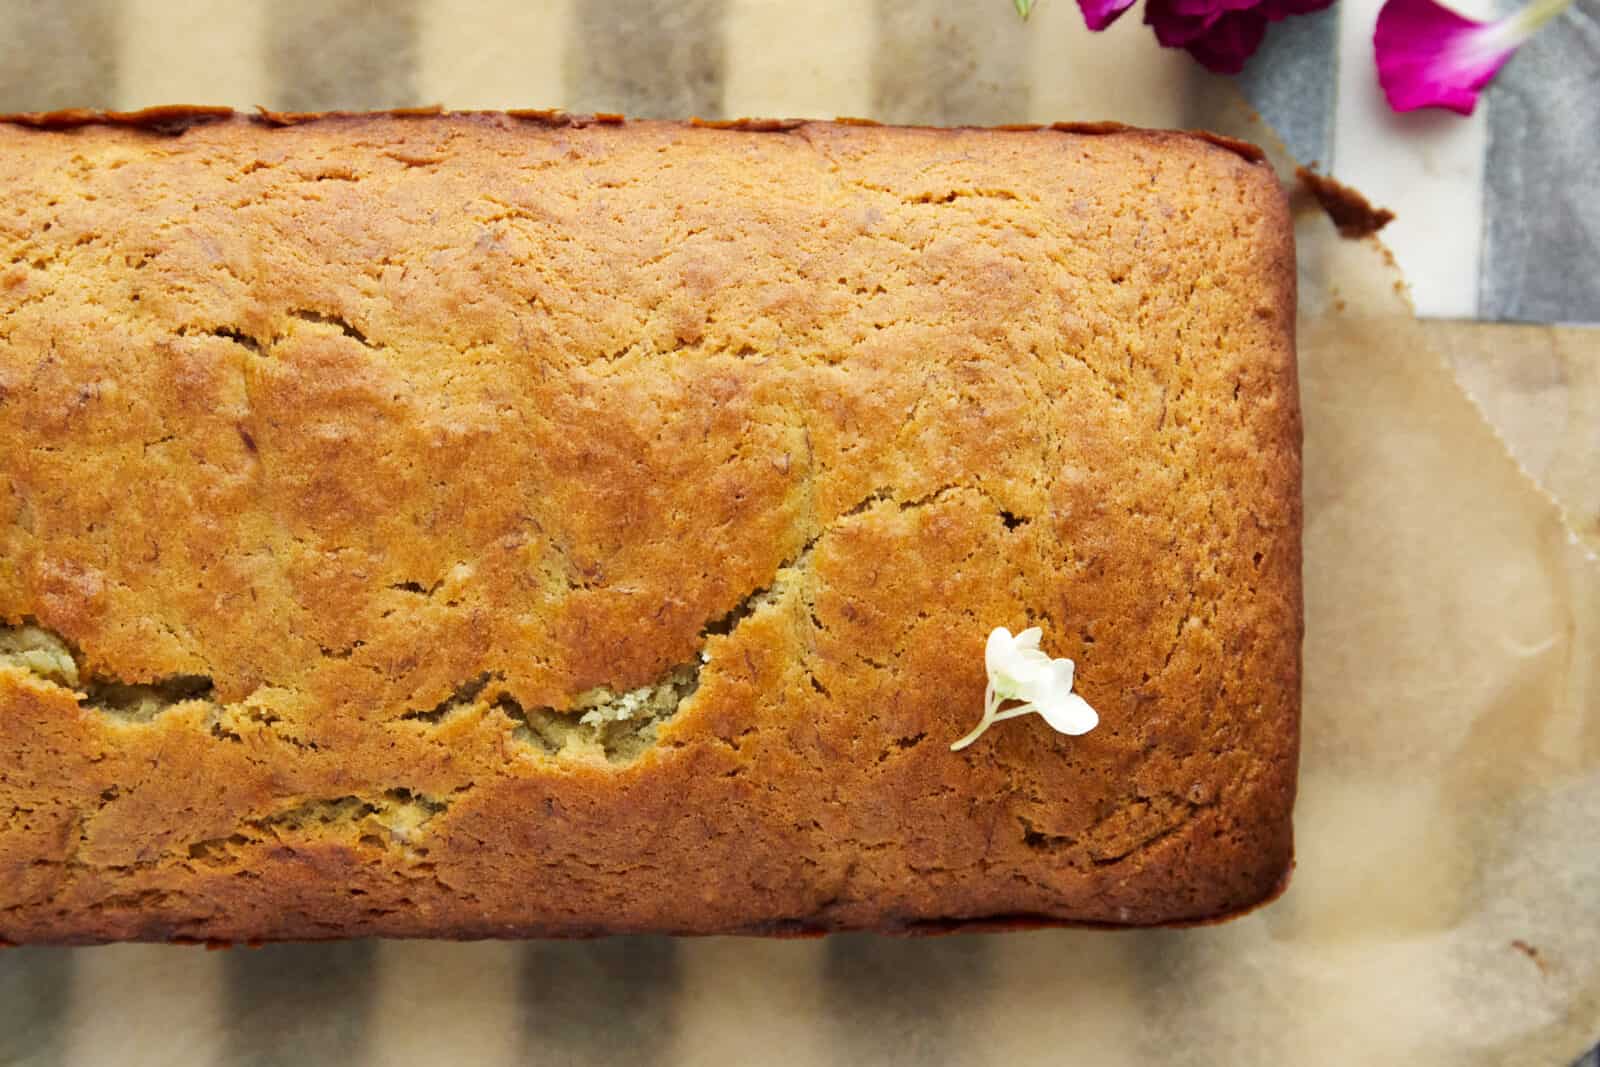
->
0;115;1299;942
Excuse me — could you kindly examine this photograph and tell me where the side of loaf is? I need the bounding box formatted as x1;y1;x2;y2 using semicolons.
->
0;112;1300;942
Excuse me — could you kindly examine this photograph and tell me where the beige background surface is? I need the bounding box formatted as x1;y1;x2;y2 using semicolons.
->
0;1;1595;1064
1428;321;1600;554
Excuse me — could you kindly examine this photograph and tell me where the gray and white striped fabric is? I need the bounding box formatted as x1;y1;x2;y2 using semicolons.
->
0;2;1594;1065
1241;0;1600;322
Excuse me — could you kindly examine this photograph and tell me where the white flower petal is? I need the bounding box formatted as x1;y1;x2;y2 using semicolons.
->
1035;691;1099;736
964;624;1098;749
990;674;1029;702
1045;657;1075;693
986;627;1016;672
986;627;1056;697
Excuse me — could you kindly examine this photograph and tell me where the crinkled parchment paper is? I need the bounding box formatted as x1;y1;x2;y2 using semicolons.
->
0;2;1595;1064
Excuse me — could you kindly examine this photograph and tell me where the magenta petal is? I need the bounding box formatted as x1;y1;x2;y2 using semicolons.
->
1180;9;1270;72
1078;0;1139;30
1162;0;1261;18
1259;0;1337;18
1375;0;1518;115
1146;0;1334;72
1144;0;1217;45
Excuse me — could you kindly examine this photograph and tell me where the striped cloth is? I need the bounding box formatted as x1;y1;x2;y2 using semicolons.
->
3;935;1598;1064
0;2;1595;1065
1240;0;1600;321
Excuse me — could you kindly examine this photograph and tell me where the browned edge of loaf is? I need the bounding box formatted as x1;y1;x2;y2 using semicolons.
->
0;104;1271;165
0;864;1291;946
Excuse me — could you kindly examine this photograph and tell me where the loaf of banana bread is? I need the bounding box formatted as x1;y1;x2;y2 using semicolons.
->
0;109;1300;942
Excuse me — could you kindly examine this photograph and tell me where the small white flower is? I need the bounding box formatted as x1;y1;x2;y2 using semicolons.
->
951;626;1099;751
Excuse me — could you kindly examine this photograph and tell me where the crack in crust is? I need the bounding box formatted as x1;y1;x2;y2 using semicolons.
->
0;484;1008;761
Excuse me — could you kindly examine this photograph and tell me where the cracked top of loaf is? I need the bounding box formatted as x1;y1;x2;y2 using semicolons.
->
0;112;1299;941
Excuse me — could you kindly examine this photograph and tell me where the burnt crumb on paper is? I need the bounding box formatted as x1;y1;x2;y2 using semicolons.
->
1510;939;1551;975
1296;166;1396;239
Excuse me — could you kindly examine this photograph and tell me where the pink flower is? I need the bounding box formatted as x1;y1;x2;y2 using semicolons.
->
1076;0;1335;74
1375;0;1576;115
1079;0;1138;30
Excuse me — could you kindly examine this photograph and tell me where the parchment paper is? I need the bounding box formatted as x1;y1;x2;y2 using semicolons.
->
0;2;1595;1064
